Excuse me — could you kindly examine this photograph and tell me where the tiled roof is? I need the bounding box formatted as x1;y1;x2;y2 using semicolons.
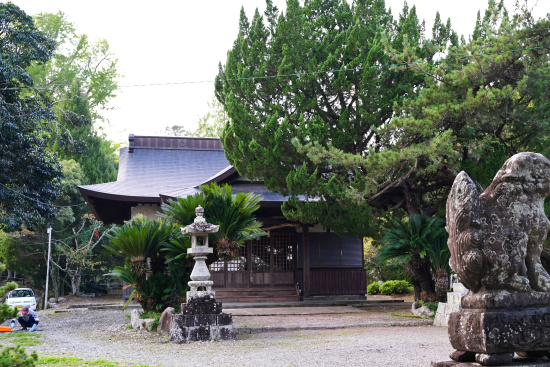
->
78;135;310;224
79;136;230;202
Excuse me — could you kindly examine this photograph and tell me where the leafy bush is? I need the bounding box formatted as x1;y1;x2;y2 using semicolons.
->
379;280;411;295
367;282;380;295
0;346;38;367
135;274;176;312
140;311;162;332
419;300;439;312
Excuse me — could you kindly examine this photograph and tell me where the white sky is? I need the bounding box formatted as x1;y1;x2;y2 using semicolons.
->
9;0;550;144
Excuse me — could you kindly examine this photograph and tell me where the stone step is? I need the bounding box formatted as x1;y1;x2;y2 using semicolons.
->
214;287;299;303
452;282;468;293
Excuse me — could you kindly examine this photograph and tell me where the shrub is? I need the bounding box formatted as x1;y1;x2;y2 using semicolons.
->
379;280;411;295
367;282;380;295
0;346;38;367
419;300;439;312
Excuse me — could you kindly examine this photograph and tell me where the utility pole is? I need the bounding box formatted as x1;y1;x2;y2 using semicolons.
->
44;225;52;310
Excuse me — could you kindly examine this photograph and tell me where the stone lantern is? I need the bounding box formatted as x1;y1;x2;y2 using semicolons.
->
170;205;236;343
182;205;218;299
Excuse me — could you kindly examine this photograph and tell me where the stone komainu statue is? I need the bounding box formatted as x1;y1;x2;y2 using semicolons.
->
446;152;550;293
444;152;550;366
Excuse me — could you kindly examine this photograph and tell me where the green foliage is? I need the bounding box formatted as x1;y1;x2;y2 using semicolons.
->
30;11;119;186
161;183;266;261
105;216;173;263
418;300;439;313
379;280;411;295
0;281;19;324
366;282;379;295
0;3;62;231
377;214;447;300
0;345;38;367
217;0;550;237
378;215;447;265
105;264;139;310
106;218;185;311
0;231;46;291
135;274;177;312
216;0;443;236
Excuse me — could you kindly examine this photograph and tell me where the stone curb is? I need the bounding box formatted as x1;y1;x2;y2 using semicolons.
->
235;319;433;334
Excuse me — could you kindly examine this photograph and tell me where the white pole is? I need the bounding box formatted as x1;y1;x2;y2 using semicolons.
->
44;226;52;310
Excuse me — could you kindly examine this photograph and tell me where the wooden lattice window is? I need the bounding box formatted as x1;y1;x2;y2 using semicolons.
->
272;234;294;271
227;245;247;271
209;244;247;271
251;237;271;271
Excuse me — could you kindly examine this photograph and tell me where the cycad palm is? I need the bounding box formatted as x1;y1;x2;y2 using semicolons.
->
161;183;266;261
378;214;447;301
105;215;173;275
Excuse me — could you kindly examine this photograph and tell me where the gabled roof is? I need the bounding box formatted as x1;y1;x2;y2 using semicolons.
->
78;135;293;224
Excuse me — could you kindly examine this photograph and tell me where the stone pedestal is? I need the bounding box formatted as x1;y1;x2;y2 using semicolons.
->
434;282;468;327
170;293;235;343
447;291;550;365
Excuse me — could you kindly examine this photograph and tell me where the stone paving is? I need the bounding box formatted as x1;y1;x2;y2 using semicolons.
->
228;303;434;333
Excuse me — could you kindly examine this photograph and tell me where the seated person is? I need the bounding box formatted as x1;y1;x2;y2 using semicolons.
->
11;305;39;332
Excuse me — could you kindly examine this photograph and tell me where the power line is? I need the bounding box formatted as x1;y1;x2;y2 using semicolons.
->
4;45;548;91
0;183;87;209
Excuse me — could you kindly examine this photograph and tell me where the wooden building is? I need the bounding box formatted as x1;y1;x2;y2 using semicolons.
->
79;135;366;302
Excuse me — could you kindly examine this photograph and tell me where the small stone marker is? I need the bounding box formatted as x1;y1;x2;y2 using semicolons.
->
130;309;141;329
157;307;174;334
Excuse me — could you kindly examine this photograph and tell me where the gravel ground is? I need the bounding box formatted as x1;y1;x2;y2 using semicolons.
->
3;305;454;367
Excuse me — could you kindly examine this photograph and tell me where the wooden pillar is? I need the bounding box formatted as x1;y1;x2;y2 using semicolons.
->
302;225;310;297
247;240;253;287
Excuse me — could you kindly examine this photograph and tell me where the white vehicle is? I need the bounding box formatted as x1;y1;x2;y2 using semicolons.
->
5;288;37;311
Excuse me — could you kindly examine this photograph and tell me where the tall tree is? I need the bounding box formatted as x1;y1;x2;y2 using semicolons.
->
216;0;441;237
29;11;119;186
217;0;550;237
0;3;61;231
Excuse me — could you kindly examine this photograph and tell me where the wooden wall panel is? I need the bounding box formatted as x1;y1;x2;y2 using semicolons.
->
307;268;366;296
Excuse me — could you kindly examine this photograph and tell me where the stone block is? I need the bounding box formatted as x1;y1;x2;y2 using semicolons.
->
217;313;233;325
157;307;174;334
449;306;550;354
144;318;156;331
170;312;236;343
434;302;461;327
218;325;236;340
130;309;142;329
181;295;222;315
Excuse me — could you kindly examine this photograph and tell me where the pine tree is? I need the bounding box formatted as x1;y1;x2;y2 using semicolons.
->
216;0;441;236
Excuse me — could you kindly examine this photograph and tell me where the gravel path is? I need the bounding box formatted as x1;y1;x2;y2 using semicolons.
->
8;307;453;367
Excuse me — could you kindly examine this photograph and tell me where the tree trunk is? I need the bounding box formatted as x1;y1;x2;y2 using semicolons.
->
70;267;81;296
434;269;449;302
406;254;436;301
51;266;61;300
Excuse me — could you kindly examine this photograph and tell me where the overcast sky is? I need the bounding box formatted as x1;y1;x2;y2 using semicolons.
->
9;0;550;144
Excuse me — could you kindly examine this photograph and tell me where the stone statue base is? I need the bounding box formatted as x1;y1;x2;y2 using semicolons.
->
447;291;550;366
170;293;236;343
